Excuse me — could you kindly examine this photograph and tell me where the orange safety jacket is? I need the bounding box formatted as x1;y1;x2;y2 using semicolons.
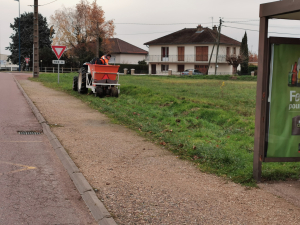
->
98;55;109;65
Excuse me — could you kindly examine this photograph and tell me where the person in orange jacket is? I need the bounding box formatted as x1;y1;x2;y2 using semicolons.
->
91;54;111;65
100;54;111;65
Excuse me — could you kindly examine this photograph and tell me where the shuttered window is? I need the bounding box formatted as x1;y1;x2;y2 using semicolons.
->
226;47;230;56
196;46;208;61
178;65;184;72
178;47;184;61
195;65;209;73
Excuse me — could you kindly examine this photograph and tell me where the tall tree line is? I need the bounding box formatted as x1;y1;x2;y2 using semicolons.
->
240;32;249;75
6;12;54;69
7;0;115;69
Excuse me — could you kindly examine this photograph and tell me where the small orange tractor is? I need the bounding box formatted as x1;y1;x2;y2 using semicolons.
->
73;63;120;97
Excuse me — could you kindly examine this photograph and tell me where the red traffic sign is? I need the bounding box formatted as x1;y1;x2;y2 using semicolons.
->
25;58;30;64
51;45;66;60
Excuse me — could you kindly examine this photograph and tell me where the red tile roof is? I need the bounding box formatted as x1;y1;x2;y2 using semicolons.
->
144;27;241;46
107;38;148;55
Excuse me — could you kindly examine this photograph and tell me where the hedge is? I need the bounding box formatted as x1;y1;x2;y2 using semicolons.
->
248;64;258;75
115;64;148;74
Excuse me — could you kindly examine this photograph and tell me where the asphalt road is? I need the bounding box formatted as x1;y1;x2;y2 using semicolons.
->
0;72;96;224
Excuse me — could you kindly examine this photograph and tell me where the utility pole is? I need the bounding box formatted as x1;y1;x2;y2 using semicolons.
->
33;0;39;77
207;27;218;75
214;18;222;75
18;0;20;71
14;0;21;71
96;21;99;58
91;20;100;58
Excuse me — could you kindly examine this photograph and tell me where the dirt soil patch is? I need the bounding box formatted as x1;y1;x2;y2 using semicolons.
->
17;76;300;224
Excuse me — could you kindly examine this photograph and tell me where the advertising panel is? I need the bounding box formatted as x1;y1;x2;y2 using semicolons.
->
267;43;300;158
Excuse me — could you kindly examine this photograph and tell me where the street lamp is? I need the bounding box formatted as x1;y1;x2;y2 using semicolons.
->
40;60;42;70
14;0;20;72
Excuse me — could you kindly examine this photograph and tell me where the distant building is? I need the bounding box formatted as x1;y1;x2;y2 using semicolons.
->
0;54;18;71
249;62;258;66
107;38;148;65
144;25;241;75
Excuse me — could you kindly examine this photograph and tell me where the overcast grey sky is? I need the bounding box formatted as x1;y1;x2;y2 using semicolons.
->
1;0;300;56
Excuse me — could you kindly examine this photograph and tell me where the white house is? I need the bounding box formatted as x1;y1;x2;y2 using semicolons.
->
107;38;148;65
0;54;18;71
144;25;241;75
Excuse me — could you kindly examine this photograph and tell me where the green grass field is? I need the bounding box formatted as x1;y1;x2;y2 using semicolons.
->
30;73;300;186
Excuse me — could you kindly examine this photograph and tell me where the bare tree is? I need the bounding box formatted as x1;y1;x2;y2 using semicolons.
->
50;0;115;57
226;54;244;75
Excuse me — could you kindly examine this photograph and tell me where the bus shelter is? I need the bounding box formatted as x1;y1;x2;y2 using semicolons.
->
254;0;300;181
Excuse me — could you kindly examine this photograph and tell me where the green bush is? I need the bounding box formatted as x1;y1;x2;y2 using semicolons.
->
115;64;148;74
248;64;258;75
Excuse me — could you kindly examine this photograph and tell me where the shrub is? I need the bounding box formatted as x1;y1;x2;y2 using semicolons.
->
248;64;258;74
115;64;148;74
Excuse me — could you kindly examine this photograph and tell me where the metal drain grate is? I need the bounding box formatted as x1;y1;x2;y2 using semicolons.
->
17;131;43;135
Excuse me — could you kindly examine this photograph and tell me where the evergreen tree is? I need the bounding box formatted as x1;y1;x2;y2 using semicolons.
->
6;12;54;68
240;32;249;75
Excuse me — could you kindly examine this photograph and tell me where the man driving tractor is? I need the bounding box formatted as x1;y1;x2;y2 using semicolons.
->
91;54;111;65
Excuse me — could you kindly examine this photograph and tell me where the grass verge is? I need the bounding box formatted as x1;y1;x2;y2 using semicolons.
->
29;73;300;186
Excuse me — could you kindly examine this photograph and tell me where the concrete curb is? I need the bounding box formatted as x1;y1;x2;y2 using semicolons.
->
13;76;117;225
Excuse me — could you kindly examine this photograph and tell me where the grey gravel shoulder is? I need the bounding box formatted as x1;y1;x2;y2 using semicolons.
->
13;76;117;225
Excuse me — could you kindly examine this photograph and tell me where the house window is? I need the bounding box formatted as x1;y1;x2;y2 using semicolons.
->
161;47;169;61
178;65;184;72
161;64;169;72
233;47;236;55
226;47;230;57
196;46;208;61
178;46;184;61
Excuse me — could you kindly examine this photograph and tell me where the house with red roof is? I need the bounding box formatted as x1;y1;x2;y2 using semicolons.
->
144;25;241;75
107;38;148;65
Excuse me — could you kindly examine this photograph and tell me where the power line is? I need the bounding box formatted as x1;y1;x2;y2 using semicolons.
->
28;0;58;7
117;30;177;35
224;21;259;26
115;22;213;25
224;21;300;29
118;20;299;36
223;24;300;35
223;20;259;23
40;0;57;6
223;25;259;32
223;17;258;20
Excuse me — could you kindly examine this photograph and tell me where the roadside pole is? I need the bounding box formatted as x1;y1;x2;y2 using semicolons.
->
51;45;66;84
25;58;30;71
58;63;60;83
52;60;65;84
33;0;39;77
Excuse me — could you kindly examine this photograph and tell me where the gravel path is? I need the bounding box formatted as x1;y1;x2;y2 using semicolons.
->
18;77;300;224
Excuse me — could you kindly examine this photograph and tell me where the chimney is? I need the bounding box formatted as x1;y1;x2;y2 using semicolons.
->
213;25;218;31
196;25;204;33
197;25;203;32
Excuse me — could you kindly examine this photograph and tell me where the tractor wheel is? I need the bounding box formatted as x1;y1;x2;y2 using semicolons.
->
111;87;119;98
96;87;105;98
105;88;111;96
73;76;78;91
77;68;88;94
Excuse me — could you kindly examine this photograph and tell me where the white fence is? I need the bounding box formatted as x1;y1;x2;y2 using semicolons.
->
26;67;80;73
